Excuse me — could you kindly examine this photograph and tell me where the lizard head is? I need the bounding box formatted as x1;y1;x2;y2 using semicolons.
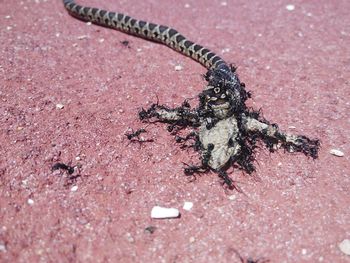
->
199;64;250;119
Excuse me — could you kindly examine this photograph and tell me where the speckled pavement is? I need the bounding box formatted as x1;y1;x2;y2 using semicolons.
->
1;1;349;262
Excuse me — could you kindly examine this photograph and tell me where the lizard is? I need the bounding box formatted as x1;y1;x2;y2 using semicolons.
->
63;0;320;190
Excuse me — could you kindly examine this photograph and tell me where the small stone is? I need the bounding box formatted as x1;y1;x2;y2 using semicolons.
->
189;236;195;243
330;149;344;157
71;185;78;192
77;35;88;40
125;232;134;243
183;202;193;211
301;248;307;255
339;239;350;255
184;3;190;8
98;38;105;43
286;4;295;11
228;195;236;201
151;206;180;219
86;22;92;26
175;65;183;71
27;199;34;205
56;103;64;109
21;179;28;187
221;47;230;54
0;242;6;252
5;15;11;19
220;2;227;6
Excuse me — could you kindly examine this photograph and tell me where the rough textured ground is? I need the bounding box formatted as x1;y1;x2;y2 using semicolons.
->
1;0;349;262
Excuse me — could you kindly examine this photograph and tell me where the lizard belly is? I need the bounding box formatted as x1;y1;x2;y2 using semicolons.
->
199;115;241;170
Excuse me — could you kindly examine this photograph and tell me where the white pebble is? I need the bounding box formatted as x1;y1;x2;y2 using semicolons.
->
339;239;350;255
27;198;34;205
228;194;236;201
220;2;227;6
184;3;190;8
86;22;92;26
183;201;193;211
77;35;88;40
125;232;134;243
56;103;64;109
151;206;180;219
71;185;78;192
286;4;295;11
330;149;344;157
175;65;183;71
0;243;6;252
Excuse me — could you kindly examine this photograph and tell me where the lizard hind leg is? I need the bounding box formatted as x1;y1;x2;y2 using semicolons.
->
243;116;320;158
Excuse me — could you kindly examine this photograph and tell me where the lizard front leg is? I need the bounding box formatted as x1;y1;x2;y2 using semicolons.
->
139;101;200;129
242;115;320;158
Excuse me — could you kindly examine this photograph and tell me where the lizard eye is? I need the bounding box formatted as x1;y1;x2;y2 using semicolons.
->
214;87;220;94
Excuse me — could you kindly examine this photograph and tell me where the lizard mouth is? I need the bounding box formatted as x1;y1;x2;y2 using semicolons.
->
212;98;228;105
210;100;230;109
207;96;229;106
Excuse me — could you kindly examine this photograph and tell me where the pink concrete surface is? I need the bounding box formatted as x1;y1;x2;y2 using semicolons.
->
1;0;349;262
